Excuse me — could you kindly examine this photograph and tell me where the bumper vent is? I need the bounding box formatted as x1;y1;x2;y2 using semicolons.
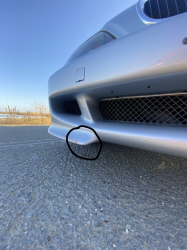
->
99;94;187;126
64;99;81;115
50;98;81;116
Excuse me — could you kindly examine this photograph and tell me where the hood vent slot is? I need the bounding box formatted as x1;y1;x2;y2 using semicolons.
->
143;0;187;19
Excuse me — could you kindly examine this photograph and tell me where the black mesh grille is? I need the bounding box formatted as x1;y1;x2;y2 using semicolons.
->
99;94;187;126
143;0;187;19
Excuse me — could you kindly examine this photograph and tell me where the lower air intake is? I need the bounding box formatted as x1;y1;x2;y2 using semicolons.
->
99;93;187;126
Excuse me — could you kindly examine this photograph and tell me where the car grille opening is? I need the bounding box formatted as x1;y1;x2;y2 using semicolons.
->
143;0;187;19
50;98;81;115
64;99;81;115
99;94;187;126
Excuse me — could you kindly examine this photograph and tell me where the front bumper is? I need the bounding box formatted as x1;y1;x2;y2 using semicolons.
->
48;13;187;158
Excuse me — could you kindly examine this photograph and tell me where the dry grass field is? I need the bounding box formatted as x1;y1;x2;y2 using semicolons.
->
0;101;51;125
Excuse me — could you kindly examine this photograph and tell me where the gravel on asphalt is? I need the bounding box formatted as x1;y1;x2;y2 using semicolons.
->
0;126;187;250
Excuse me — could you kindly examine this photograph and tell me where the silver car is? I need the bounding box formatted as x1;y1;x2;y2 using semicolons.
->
48;0;187;158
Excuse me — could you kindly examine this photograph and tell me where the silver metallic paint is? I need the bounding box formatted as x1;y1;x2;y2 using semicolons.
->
136;0;163;24
101;92;187;101
76;67;85;82
48;114;187;158
101;4;147;38
48;5;187;158
136;0;187;25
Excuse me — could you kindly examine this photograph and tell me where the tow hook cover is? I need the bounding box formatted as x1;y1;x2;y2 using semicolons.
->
76;67;85;82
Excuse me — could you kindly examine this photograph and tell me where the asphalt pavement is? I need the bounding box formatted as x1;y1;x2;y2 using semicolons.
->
0;126;187;250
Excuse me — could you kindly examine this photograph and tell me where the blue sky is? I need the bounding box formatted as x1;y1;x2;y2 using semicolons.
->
0;0;137;112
